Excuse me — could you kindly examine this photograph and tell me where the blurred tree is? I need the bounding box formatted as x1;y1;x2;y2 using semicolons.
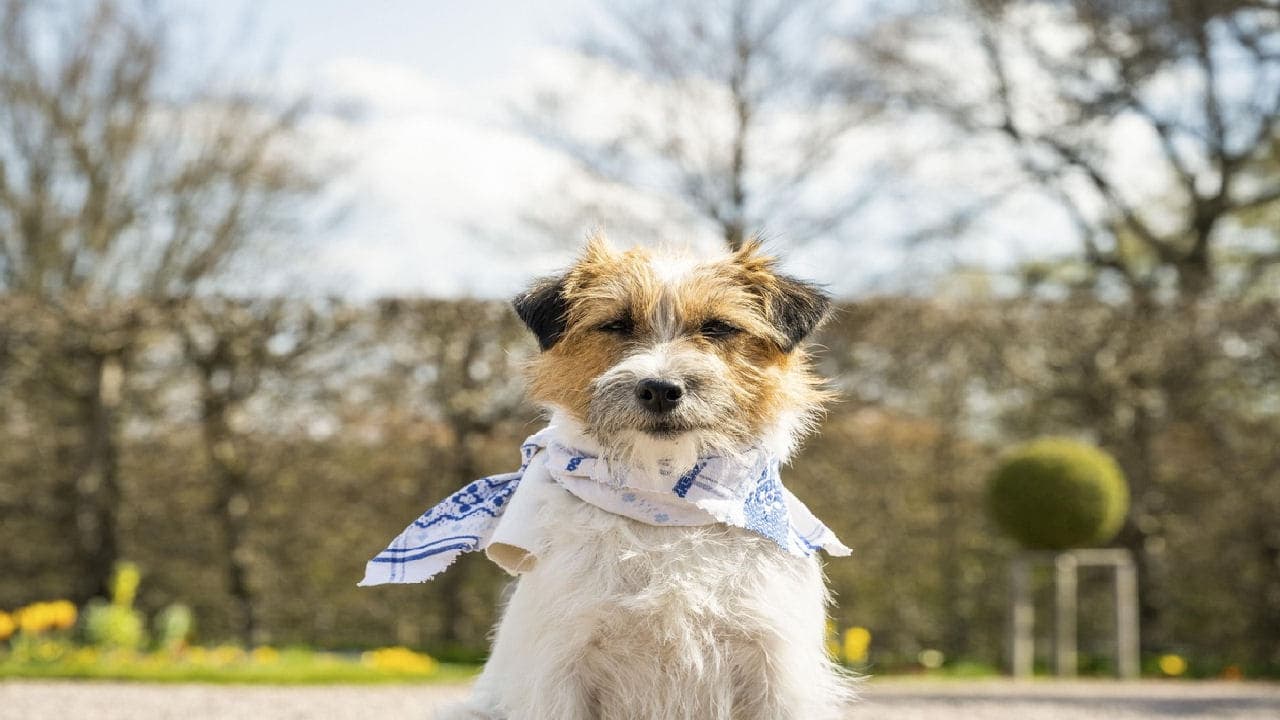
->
818;298;1008;662
175;298;354;645
1234;129;1280;292
857;0;1280;300
524;0;880;250
0;0;327;601
371;299;536;649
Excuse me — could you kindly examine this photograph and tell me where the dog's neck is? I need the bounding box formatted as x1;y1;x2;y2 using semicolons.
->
546;408;801;493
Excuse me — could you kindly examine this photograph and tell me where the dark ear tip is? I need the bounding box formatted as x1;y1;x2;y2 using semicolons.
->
513;276;569;351
772;275;830;352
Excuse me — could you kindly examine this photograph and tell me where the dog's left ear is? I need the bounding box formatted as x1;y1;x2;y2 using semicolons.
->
768;274;831;352
733;239;830;352
513;276;568;351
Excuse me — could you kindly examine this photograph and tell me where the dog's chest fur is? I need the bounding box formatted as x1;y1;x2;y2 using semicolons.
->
466;488;845;720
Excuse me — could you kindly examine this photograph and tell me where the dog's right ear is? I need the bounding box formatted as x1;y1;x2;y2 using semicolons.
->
513;276;569;351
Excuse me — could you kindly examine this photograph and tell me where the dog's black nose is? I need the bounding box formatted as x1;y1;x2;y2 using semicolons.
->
635;378;683;413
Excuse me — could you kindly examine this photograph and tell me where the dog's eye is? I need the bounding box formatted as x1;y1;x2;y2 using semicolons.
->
700;319;740;339
598;318;633;334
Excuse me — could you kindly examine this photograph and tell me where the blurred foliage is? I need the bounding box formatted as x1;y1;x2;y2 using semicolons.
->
82;600;145;651
2;294;1276;676
0;639;461;684
0;0;335;612
153;604;195;651
83;563;147;650
987;438;1129;550
111;563;141;608
1;591;452;683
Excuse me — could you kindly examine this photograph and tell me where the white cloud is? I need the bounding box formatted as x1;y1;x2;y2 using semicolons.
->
305;56;578;298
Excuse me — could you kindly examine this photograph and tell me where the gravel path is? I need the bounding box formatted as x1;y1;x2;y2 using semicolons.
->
2;679;1278;719
860;679;1280;719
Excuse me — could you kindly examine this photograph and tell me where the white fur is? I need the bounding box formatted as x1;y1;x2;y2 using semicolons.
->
440;242;850;717
647;250;706;287
756;407;808;463
436;422;855;720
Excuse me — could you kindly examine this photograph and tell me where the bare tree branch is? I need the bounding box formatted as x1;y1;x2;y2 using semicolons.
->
857;0;1280;299
518;0;880;252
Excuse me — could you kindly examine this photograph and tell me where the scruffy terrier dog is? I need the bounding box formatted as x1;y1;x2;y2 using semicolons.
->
430;236;852;719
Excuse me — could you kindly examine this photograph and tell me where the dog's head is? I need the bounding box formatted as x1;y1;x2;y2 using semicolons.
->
514;235;831;471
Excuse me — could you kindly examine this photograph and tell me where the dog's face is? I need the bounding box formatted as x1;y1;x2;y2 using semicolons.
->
514;236;830;468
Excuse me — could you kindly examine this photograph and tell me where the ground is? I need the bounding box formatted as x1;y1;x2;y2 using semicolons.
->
2;678;1279;719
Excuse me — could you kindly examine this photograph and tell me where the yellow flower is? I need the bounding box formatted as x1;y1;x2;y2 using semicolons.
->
16;602;53;635
842;627;872;665
0;611;15;641
208;645;246;666
48;600;78;631
1158;654;1187;677
250;646;280;665
361;646;437;675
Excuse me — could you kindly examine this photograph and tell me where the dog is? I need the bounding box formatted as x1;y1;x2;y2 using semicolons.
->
437;236;852;719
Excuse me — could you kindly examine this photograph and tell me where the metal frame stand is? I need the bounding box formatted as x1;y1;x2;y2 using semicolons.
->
1007;548;1139;679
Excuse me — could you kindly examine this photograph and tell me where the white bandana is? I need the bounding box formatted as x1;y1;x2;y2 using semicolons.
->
359;426;850;586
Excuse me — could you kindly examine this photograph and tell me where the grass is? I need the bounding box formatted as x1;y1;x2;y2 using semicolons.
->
0;645;482;685
0;660;481;685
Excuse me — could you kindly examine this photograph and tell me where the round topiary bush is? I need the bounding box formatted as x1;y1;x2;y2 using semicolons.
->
987;438;1129;550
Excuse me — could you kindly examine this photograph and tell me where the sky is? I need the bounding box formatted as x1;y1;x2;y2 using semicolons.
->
154;0;1090;299
161;0;598;298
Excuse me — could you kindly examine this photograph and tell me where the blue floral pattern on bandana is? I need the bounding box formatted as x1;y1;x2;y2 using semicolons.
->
741;461;791;549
